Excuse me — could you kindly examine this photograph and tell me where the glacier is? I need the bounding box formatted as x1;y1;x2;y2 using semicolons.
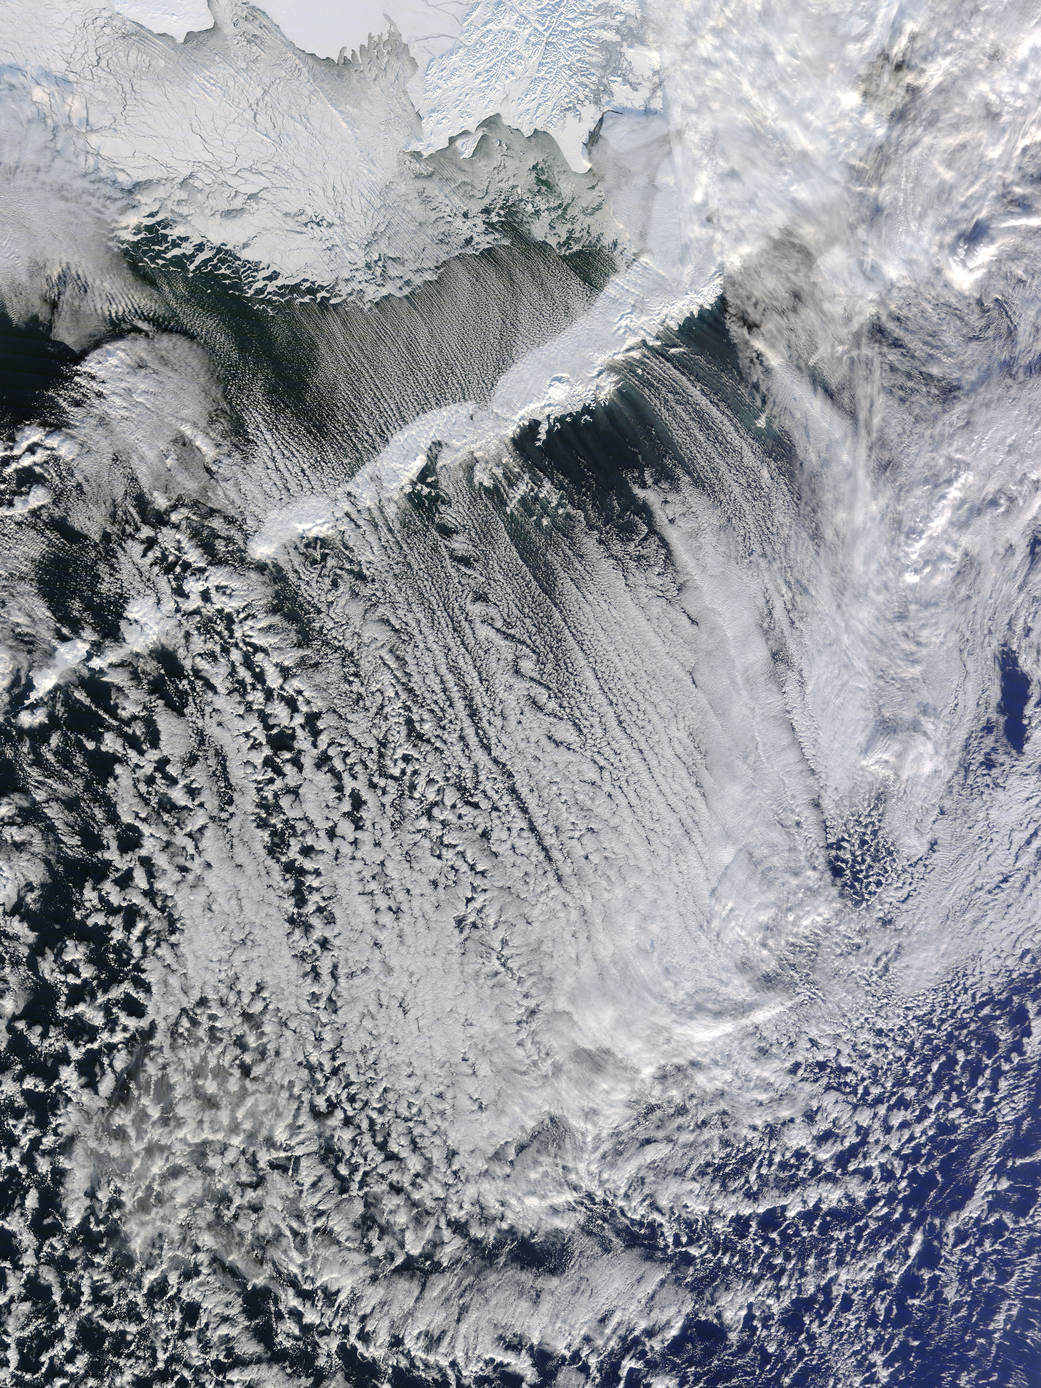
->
0;0;1039;1385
